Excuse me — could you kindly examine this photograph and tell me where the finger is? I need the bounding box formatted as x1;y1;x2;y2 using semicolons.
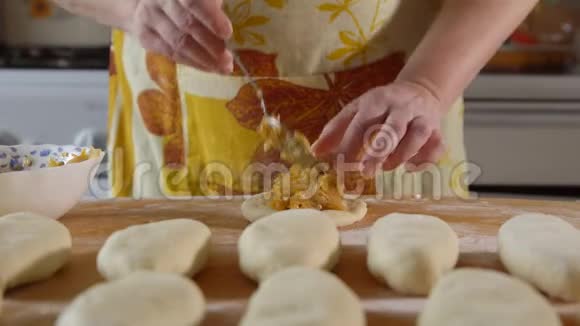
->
173;51;214;71
137;26;174;58
187;19;233;70
152;13;230;72
358;122;402;176
182;0;233;39
147;7;189;56
311;104;357;157
406;131;446;171
337;93;396;163
381;116;433;171
162;1;232;65
177;35;223;72
139;26;212;71
161;0;194;29
360;107;411;164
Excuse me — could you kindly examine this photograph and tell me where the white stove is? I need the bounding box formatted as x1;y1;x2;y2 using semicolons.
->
0;69;108;147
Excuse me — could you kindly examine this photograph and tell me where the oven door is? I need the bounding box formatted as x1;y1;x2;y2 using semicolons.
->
465;101;580;186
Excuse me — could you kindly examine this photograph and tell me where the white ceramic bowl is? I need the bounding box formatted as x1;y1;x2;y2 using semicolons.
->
0;145;104;219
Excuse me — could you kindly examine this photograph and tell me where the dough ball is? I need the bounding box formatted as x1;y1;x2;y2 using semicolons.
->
56;272;206;326
418;268;560;326
241;192;367;226
498;213;580;301
238;209;340;282
0;212;71;289
240;267;366;326
367;213;459;295
240;193;277;222
97;219;211;280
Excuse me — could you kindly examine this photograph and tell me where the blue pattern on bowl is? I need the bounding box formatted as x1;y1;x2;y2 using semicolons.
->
0;145;96;174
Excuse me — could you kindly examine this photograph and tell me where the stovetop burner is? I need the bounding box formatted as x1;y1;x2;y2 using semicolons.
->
1;47;109;69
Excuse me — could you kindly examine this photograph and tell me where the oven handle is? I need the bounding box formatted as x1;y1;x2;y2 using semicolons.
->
465;101;580;128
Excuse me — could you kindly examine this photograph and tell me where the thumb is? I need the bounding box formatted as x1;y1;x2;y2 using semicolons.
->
312;105;357;156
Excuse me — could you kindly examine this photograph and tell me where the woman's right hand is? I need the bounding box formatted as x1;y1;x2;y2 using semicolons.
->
127;0;234;73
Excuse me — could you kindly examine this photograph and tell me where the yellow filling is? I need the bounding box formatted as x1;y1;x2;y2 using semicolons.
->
269;164;347;211
47;148;102;167
258;117;347;211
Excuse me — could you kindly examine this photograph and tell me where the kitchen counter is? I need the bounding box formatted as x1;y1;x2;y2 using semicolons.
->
3;197;580;325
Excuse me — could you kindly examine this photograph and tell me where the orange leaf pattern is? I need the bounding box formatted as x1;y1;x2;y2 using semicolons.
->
227;79;339;142
232;49;279;77
333;51;406;104
137;90;178;136
164;133;185;167
139;53;185;167
226;50;406;194
227;51;406;142
146;53;178;97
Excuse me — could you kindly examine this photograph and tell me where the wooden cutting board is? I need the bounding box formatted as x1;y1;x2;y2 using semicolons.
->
3;197;580;326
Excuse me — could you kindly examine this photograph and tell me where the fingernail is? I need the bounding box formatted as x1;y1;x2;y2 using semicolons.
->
222;60;234;74
311;140;321;153
222;21;233;39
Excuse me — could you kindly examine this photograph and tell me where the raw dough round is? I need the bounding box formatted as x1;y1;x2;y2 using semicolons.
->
56;271;206;326
238;209;340;282
97;219;211;280
418;268;561;326
498;213;580;301
367;213;459;295
0;212;71;289
240;267;366;326
241;192;367;226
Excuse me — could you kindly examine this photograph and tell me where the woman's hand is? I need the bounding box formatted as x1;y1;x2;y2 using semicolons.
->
312;81;446;176
128;0;234;73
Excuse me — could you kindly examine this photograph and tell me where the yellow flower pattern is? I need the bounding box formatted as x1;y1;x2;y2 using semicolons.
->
225;0;271;46
318;0;370;66
264;0;287;9
370;0;391;33
225;0;287;46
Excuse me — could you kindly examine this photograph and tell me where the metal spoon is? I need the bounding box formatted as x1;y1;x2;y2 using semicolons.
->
232;54;318;166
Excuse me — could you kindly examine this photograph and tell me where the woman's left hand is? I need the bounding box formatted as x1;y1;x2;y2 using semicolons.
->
312;81;446;176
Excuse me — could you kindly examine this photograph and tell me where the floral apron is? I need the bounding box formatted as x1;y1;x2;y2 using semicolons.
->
107;0;468;199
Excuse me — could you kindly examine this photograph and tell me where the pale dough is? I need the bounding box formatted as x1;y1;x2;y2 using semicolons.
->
56;271;206;326
240;267;366;326
97;219;211;280
498;213;580;301
241;192;367;226
238;209;340;282
0;212;71;289
418;268;561;326
367;213;459;295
